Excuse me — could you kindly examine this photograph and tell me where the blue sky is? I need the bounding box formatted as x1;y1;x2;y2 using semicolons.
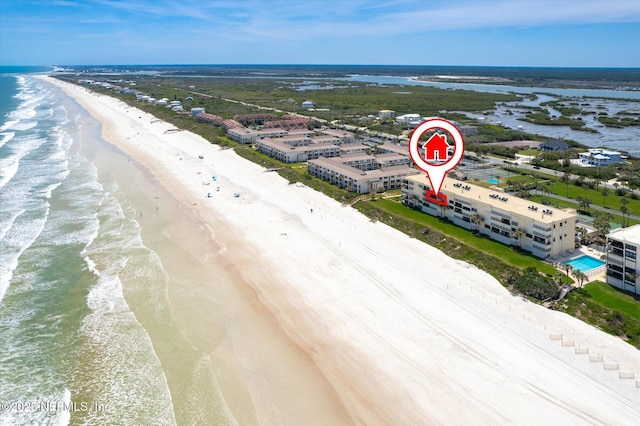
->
1;0;639;67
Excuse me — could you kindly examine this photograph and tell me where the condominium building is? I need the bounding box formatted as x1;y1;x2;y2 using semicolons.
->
340;142;369;155
318;128;357;144
308;157;418;193
375;153;411;168
606;225;640;295
402;174;577;259
227;127;289;144
255;137;341;163
376;142;409;156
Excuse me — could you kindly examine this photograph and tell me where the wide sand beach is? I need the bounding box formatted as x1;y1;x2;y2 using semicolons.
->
43;75;640;425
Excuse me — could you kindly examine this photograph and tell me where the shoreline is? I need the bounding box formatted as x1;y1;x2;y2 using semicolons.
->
46;77;353;424
42;76;640;424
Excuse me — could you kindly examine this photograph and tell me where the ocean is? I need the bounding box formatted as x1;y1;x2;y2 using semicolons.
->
0;70;177;425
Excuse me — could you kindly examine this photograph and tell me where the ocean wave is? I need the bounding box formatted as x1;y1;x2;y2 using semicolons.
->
0;119;19;133
0;130;14;147
0;155;20;191
7;120;38;131
78;191;176;424
0;208;48;303
0;208;25;241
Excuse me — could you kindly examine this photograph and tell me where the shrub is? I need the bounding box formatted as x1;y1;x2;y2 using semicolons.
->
513;267;560;300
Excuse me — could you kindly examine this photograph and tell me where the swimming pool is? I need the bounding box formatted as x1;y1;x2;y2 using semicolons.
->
562;255;605;273
487;178;500;184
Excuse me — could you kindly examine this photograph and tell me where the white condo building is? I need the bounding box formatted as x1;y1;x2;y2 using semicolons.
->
402;175;577;259
606;225;640;295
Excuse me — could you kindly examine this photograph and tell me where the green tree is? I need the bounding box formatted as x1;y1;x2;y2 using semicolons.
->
561;263;573;284
514;267;560;300
572;269;588;288
511;227;525;246
601;187;609;208
620;198;630;227
562;172;571;197
593;211;613;248
470;213;483;233
620;205;629;227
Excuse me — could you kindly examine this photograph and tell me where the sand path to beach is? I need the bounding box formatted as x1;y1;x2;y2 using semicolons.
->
46;76;640;425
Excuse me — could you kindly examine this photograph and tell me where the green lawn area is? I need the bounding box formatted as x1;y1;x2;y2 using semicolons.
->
506;167;640;209
517;149;539;156
528;195;636;227
370;198;558;276
584;281;640;322
558;281;640;347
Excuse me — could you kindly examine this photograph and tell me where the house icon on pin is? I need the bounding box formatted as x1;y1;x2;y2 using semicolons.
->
423;132;450;162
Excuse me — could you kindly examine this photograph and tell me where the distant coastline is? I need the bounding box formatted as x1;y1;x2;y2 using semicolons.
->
46;64;640;90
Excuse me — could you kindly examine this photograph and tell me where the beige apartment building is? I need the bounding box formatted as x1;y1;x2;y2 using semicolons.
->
255;137;341;163
226;127;288;144
402;174;577;259
606;225;640;295
308;157;418;193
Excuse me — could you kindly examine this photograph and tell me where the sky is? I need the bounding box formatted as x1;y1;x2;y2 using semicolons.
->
1;0;639;67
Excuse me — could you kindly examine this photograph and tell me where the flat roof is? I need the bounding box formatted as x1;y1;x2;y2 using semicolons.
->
228;127;287;136
310;157;417;180
608;224;640;244
259;138;339;153
378;143;409;156
376;153;408;161
338;153;376;162
312;135;342;143
320;129;354;138
406;174;576;223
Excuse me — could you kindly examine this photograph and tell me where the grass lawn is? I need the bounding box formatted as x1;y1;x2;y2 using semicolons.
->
508;167;640;214
584;281;640;322
517;149;539;156
369;198;558;277
558;281;640;347
529;195;638;227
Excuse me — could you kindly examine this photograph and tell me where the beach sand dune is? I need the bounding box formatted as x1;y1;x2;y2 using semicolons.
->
45;76;640;425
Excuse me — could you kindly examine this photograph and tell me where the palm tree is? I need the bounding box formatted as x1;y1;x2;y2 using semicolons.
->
620;198;630;227
562;172;571;197
620;197;629;209
544;180;553;204
620;205;629;227
561;263;573;284
511;227;525;247
470;214;483;233
572;269;588;288
601;187;609;208
593;178;601;192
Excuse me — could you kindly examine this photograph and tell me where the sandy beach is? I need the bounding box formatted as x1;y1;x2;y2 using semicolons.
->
44;76;640;425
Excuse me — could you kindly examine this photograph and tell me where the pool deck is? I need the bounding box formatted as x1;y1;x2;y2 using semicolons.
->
550;245;607;285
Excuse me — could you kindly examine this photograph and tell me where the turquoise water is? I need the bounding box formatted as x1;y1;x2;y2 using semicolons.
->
562;255;605;273
487;178;500;184
0;73;175;424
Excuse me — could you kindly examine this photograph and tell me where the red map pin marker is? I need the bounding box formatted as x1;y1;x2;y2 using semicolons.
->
408;118;465;198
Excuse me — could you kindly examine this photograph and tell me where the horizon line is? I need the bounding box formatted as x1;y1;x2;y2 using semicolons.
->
3;64;640;71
